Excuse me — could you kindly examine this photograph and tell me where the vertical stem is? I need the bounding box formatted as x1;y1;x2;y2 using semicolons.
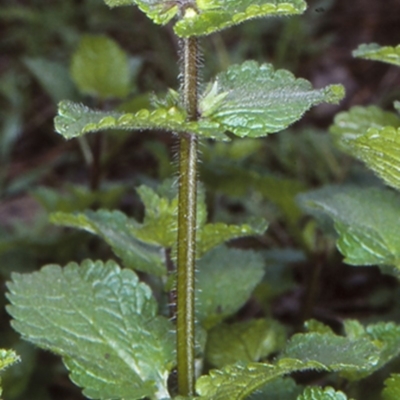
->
176;36;199;397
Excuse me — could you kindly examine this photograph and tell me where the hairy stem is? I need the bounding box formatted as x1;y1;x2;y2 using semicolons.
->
176;36;199;397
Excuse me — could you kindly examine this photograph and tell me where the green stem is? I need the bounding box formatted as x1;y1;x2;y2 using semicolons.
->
176;36;199;397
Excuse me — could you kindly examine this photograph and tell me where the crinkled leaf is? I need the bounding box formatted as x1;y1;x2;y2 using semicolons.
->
279;332;379;374
197;219;267;256
330;105;400;151
0;349;19;373
205;319;286;368
200;61;344;138
343;126;400;190
50;210;167;276
54;100;227;140
6;260;175;400
174;0;307;37
297;386;349;400
246;377;302;400
70;35;130;99
353;43;400;67
196;245;265;329
297;186;400;267
383;374;400;400
104;0;306;37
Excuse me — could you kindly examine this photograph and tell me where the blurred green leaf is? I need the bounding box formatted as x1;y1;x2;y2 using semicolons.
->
50;210;167;276
205;319;286;368
246;377;302;400
7;260;175;400
0;349;19;372
298;186;400;268
297;386;349;400
383;374;400;400
200;61;344;137
70;35;130;99
24;58;77;103
196;245;265;328
353;43;400;67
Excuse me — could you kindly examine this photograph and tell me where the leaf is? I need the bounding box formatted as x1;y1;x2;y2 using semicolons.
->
341;126;400;190
0;349;19;372
174;0;307;37
329;105;400;151
197;219;267;257
297;386;349;400
196;245;265;329
279;332;379;374
70;35;130;99
50;210;167;276
297;186;400;267
205;319;286;368
104;0;306;37
6;260;175;400
54;100;227;141
383;374;400;400
246;377;302;400
353;43;400;67
200;61;344;138
23;58;77;103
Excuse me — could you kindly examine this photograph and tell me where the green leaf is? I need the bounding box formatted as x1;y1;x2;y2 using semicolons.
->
104;0;306;37
23;58;77;103
353;43;400;67
6;260;175;400
197;219;267;257
50;210;167;276
330;105;400;151
54;100;227;141
297;386;349;400
0;349;19;372
298;186;400;267
279;332;379;374
200;61;344;138
205;319;286;368
196;245;265;329
70;35;130;99
246;377;302;400
174;0;307;38
341;126;400;190
383;374;400;400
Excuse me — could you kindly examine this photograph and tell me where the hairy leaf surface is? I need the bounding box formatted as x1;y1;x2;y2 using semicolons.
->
6;260;175;400
297;386;349;400
383;374;400;400
353;43;400;67
200;61;344;137
298;186;400;267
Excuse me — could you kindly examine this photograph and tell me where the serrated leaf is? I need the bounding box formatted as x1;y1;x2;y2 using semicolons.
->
70;35;130;99
330;105;400;151
174;0;307;37
6;260;175;400
205;319;286;368
50;210;166;276
297;186;400;267
279;332;379;374
200;61;344;138
196;245;265;329
297;386;348;400
353;43;400;67
0;349;19;372
342;126;400;190
54;100;227;140
383;374;400;400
